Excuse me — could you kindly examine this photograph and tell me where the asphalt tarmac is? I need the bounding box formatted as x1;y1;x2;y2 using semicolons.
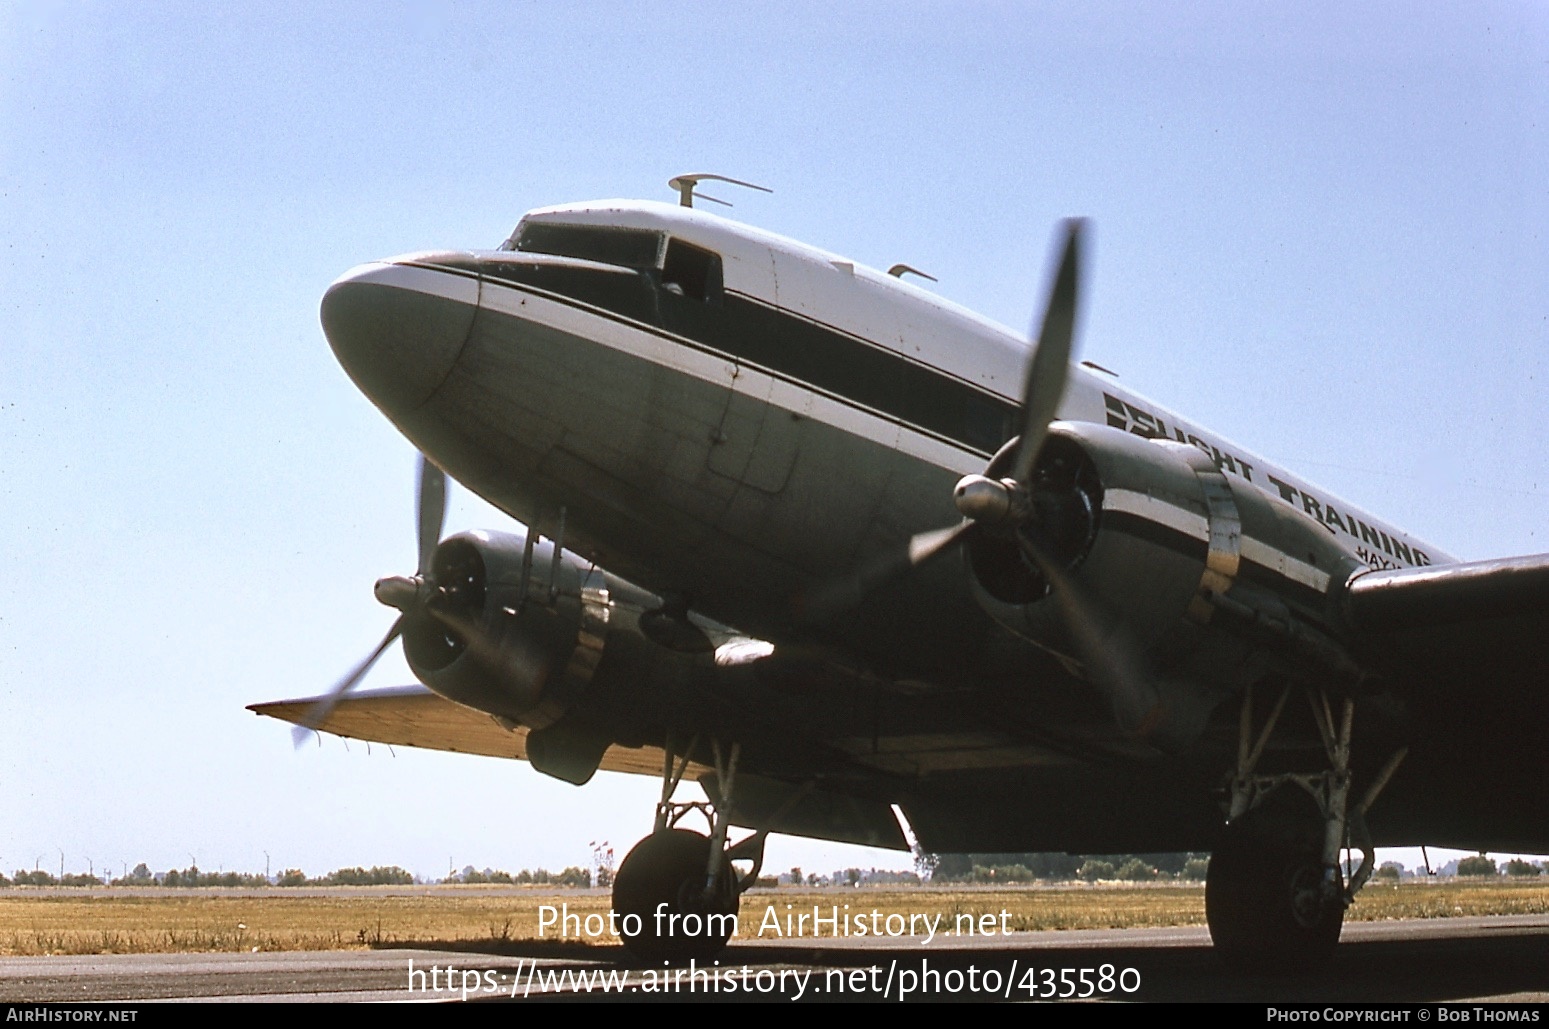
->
2;915;1544;1003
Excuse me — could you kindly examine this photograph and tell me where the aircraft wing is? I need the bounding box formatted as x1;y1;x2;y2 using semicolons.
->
1342;552;1549;690
250;683;910;849
248;684;706;779
1338;552;1549;841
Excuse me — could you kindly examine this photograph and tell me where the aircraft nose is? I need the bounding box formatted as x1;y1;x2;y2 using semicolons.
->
320;256;480;414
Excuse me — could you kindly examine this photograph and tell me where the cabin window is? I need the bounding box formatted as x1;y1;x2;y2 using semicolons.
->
511;222;663;269
661;238;723;303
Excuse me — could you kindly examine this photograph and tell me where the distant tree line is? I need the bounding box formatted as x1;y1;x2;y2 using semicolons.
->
278;866;416;886
5;853;1543;888
923;852;1549;884
446;865;592;887
1456;855;1545;878
0;862;609;888
922;852;1211;883
6;871;107;887
0;863;415;887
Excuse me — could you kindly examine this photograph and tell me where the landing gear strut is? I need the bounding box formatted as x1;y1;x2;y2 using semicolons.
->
1206;685;1407;970
612;737;766;963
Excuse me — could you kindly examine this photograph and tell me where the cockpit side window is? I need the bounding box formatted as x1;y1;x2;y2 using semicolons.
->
661;238;723;303
508;222;663;269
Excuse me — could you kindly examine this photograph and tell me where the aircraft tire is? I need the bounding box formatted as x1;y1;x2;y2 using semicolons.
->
1206;818;1344;972
613;829;739;963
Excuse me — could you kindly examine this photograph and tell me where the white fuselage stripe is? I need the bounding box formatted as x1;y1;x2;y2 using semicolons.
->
1102;489;1209;540
334;260;482;306
469;269;988;475
362;260;1377;590
1101;489;1332;593
1240;537;1332;593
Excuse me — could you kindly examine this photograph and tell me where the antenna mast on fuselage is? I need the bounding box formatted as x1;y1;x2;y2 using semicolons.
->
667;173;772;209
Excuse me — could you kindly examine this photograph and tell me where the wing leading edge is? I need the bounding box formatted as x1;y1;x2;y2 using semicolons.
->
249;684;704;779
1343;553;1549;633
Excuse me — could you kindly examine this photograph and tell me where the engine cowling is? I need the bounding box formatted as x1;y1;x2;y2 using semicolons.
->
966;422;1364;748
403;529;610;730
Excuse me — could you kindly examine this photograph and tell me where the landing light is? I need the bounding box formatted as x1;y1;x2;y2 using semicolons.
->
713;638;776;667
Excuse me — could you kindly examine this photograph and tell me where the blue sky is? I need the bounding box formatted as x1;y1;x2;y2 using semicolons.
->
2;2;1545;881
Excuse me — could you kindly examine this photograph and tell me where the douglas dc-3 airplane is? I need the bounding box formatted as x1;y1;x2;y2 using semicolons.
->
254;175;1549;970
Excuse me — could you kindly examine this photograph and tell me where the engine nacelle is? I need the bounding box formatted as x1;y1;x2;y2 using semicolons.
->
403;529;612;730
967;422;1365;747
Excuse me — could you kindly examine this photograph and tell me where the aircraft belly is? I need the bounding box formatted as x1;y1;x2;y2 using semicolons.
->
901;763;1225;854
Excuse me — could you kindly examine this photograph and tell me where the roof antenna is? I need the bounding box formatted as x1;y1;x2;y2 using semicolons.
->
668;173;772;209
887;263;938;283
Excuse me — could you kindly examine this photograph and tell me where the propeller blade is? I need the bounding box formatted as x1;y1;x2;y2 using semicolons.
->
795;521;975;624
292;616;405;748
416;455;447;577
1019;528;1165;739
1010;219;1085;487
908;521;976;565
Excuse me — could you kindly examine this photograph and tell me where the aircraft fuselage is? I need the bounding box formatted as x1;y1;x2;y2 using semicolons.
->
323;201;1444;677
316;199;1527;855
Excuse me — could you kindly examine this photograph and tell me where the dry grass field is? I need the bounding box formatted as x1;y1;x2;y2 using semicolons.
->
0;880;1544;956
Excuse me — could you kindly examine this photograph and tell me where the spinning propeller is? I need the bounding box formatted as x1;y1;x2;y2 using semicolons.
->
805;220;1167;739
291;455;450;747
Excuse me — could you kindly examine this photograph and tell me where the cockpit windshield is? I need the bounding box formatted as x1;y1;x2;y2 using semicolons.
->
501;221;663;269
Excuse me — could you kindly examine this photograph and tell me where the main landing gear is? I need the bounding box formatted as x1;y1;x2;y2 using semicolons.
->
612;737;767;963
1206;685;1407;971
